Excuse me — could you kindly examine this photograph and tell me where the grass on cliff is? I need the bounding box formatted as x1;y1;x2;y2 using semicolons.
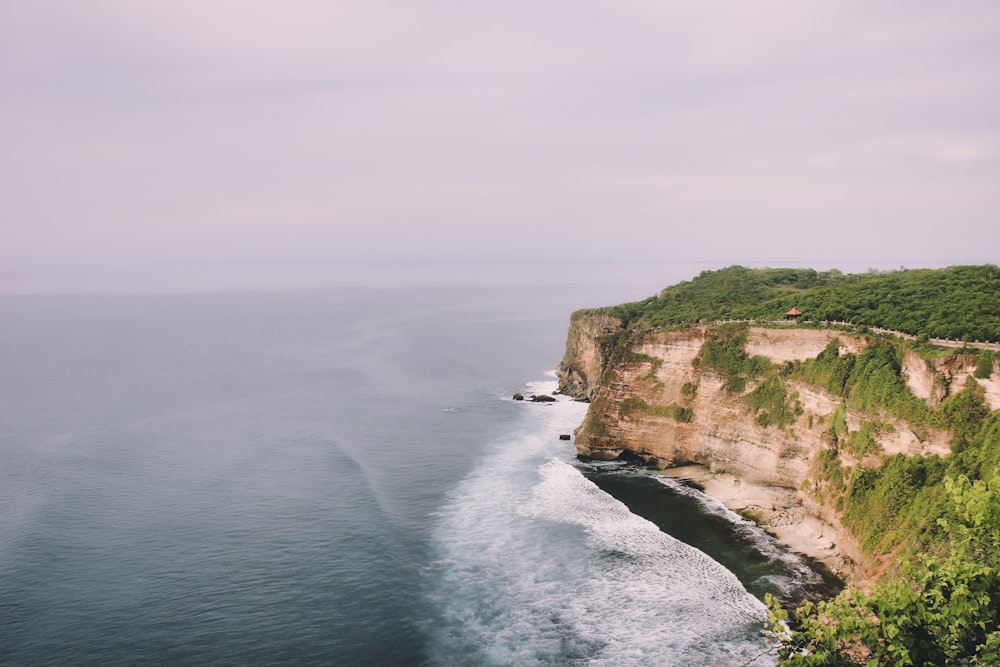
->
762;338;1000;665
586;264;1000;342
802;340;933;426
620;397;693;423
644;321;1000;663
573;267;1000;662
771;434;1000;666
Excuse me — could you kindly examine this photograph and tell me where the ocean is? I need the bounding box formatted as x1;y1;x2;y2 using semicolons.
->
0;275;831;666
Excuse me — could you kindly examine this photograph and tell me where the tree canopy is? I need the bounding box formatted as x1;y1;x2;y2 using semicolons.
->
590;265;1000;342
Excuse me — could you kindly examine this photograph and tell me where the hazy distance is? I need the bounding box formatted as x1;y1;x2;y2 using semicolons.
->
2;2;999;293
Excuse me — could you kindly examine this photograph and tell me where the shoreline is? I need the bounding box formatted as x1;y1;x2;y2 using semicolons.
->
659;464;856;582
583;461;845;608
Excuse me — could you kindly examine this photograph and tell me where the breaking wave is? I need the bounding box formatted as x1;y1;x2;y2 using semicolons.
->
425;388;774;666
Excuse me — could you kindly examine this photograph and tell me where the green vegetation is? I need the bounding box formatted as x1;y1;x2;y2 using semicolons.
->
975;351;998;379
769;474;1000;665
842;421;891;459
681;381;699;400
845;344;931;424
580;396;613;439
939;377;991;451
619;397;693;423
696;324;771;393
576;265;1000;663
587;264;1000;342
770;355;1000;664
747;376;802;429
619;397;648;417
844;454;949;553
628;352;663;379
799;341;932;426
829;402;848;440
796;336;994;554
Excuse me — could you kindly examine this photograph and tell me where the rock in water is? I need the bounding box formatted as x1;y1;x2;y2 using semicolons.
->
531;394;556;403
512;392;524;401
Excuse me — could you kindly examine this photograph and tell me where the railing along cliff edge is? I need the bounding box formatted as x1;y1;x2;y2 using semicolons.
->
643;319;1000;352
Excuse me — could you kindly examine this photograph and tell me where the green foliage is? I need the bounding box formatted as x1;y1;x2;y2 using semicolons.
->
829;402;848;440
606;266;847;327
975;352;997;379
842;421;892;459
844;454;948;553
619;397;649;417
700;325;749;371
799;341;930;428
818;448;845;489
747;375;802;429
939;377;990;452
723;374;747;394
804;341;848;395
771;476;1000;666
811;448;848;511
846;343;931;424
620;397;693;422
698;324;771;393
965;411;1000;479
588;264;1000;342
580;396;612;439
773;394;1000;665
628;352;663;379
602;328;641;380
658;404;694;423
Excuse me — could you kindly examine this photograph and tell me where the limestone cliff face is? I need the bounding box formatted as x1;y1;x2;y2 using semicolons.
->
555;312;624;400
903;350;1000;411
557;317;978;472
557;315;987;578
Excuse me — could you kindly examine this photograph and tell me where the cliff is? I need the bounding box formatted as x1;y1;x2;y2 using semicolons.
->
557;317;999;581
558;312;625;400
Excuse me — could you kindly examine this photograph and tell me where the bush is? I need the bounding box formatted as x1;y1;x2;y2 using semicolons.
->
975;352;996;379
770;476;1000;666
747;376;801;429
588;264;1000;342
939;377;990;451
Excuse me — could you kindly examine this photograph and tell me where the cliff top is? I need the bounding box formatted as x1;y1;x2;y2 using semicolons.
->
578;264;1000;343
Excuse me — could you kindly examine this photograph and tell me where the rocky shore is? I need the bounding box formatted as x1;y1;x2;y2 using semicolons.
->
559;315;999;584
660;465;855;580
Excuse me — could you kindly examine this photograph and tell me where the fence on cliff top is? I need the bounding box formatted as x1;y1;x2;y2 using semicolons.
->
648;319;1000;352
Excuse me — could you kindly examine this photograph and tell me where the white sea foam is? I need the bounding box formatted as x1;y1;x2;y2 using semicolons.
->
653;476;823;596
524;372;560;397
427;386;775;666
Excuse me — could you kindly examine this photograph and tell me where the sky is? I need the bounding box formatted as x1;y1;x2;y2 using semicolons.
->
1;1;999;293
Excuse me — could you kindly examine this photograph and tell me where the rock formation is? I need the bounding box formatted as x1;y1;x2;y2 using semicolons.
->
557;315;996;581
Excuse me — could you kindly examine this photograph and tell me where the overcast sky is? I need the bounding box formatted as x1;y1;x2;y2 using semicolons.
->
2;1;999;293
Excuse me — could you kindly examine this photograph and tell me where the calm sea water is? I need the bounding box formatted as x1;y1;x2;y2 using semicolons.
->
0;281;828;665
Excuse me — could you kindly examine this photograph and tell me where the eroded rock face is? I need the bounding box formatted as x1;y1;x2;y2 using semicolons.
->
980;363;1000;411
902;350;1000;411
744;328;842;363
557;317;984;581
573;334;834;489
556;313;624;400
564;323;981;474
